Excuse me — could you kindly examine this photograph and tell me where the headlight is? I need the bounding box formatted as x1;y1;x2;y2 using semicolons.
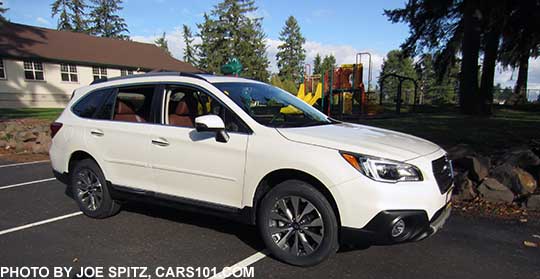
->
340;152;423;183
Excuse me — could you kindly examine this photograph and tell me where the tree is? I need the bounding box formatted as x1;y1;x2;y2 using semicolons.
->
379;50;418;104
51;0;73;30
182;25;197;65
276;16;306;83
313;53;322;75
385;0;484;114
154;32;170;56
320;54;336;75
51;0;88;32
269;74;297;94
499;0;540;105
71;0;88;32
415;53;459;104
387;0;540;113
196;0;270;81
88;0;129;39
0;1;8;21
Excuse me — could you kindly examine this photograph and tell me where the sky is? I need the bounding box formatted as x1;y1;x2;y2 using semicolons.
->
3;0;540;90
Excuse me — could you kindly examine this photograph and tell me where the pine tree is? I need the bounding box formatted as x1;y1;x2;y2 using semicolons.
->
51;0;73;30
276;16;305;83
321;54;336;74
71;0;88;32
196;13;223;73
313;54;322;75
182;25;197;65
51;0;88;32
196;0;270;80
88;0;129;39
154;32;171;56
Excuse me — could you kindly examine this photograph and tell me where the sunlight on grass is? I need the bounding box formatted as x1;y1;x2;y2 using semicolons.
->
0;108;63;121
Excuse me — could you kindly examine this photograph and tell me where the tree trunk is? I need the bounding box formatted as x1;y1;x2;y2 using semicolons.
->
459;0;482;114
479;23;500;115
513;52;529;104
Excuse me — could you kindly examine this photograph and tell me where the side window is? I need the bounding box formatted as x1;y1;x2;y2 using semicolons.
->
72;89;111;118
112;86;156;123
165;85;248;133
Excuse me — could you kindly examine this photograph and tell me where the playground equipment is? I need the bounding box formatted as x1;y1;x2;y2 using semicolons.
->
281;53;379;118
379;73;418;114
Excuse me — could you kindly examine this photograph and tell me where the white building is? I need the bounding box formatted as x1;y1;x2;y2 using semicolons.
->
0;22;200;108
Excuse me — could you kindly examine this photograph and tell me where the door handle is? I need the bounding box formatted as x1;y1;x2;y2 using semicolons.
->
151;138;170;147
90;129;104;137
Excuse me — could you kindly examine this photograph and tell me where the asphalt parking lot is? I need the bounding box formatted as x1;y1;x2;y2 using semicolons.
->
0;159;539;279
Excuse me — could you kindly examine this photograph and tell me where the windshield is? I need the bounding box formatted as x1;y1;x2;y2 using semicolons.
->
213;82;332;128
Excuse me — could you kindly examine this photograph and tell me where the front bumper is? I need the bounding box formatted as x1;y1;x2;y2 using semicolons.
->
340;202;452;246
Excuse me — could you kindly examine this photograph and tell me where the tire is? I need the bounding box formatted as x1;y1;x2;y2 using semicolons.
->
257;180;339;266
70;159;121;218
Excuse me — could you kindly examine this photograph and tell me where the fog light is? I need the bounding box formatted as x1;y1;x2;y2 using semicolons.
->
391;219;406;238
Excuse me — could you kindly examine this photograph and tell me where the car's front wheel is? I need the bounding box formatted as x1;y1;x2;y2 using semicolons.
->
71;159;121;218
257;180;339;266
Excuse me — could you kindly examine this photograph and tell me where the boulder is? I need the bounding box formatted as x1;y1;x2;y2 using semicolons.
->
527;195;540;210
454;155;490;182
514;168;537;194
491;164;522;194
31;143;49;154
447;144;476;161
17;131;37;142
501;148;540;169
453;172;476;201
478;177;515;203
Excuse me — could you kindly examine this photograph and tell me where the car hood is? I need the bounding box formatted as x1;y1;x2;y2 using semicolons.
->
276;122;441;161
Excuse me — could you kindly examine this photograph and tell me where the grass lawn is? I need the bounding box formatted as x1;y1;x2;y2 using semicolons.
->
0;108;63;121
355;107;540;155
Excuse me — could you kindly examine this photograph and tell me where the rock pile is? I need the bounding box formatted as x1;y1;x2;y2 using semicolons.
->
449;143;540;210
0;119;51;154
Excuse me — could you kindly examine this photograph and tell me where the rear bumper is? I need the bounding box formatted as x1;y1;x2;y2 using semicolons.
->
340;202;452;246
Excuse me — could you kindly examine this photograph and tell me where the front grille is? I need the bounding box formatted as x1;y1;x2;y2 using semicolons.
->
432;156;453;194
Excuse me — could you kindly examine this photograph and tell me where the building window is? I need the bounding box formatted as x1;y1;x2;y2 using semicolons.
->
92;66;107;80
61;64;78;82
120;69;134;76
23;60;44;81
0;60;5;79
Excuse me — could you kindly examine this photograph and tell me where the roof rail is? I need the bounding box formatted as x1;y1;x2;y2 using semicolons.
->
90;71;209;85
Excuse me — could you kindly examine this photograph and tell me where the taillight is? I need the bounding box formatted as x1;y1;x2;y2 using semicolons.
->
50;122;63;139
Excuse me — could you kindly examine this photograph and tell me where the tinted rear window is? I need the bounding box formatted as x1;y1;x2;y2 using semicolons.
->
72;89;112;118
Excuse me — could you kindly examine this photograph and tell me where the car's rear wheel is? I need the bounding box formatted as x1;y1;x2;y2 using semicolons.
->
71;159;120;218
257;180;339;266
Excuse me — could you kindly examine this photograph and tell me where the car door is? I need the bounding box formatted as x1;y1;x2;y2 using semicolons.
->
148;84;250;208
83;84;158;191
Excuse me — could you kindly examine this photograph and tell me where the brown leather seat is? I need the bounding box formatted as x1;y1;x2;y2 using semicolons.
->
169;100;194;127
114;101;145;123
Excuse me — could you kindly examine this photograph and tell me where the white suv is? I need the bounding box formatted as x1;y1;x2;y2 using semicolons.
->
50;72;453;266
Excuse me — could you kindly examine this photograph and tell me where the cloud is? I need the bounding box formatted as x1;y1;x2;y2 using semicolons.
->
35;17;50;26
131;28;201;61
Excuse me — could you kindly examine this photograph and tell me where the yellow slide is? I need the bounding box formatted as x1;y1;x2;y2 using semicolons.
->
280;82;323;114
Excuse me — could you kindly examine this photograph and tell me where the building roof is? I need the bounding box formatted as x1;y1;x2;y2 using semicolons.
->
0;22;201;73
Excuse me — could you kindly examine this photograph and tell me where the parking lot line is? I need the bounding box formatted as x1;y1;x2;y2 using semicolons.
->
209;250;268;279
0;177;56;190
0;160;50;168
0;211;83;236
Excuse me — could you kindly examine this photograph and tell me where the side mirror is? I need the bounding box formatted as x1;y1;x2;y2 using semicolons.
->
194;115;229;143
